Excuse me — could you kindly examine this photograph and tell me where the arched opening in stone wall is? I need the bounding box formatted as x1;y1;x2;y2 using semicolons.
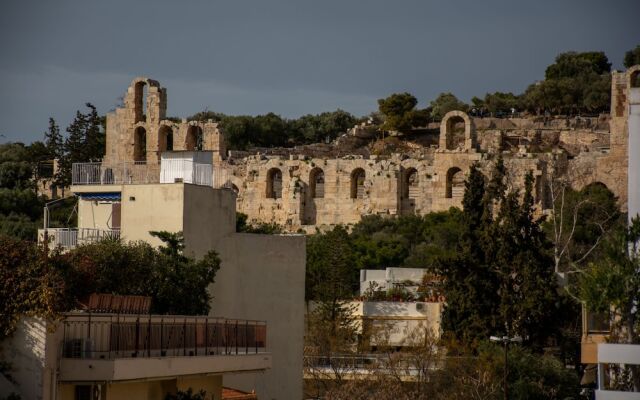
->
186;126;204;151
134;81;148;123
309;168;325;199
266;168;283;199
631;70;640;88
446;167;464;198
158;126;174;153
582;181;609;193
445;116;466;150
350;168;366;199
403;168;419;200
133;127;147;162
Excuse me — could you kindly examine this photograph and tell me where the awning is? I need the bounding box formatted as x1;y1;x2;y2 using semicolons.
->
79;192;121;201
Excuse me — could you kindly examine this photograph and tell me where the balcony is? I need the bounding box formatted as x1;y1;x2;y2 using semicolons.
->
58;313;270;382
71;159;230;188
38;227;120;249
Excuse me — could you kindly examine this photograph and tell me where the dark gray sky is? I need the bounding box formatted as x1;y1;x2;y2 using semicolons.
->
1;0;638;143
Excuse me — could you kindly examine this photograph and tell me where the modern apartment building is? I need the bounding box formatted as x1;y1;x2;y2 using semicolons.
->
25;151;306;399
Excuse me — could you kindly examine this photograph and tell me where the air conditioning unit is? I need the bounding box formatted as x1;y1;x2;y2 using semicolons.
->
416;303;425;311
65;338;94;359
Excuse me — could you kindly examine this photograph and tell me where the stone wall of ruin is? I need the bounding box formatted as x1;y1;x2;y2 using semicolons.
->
102;73;634;231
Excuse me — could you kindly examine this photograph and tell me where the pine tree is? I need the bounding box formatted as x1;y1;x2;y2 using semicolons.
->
440;165;562;348
440;163;500;344
492;172;560;347
56;104;106;187
43;118;63;160
57;110;87;188
83;103;105;162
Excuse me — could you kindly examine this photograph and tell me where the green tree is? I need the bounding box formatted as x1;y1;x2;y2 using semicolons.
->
43;118;63;161
0;235;69;338
64;233;220;315
429;92;469;120
57;103;105;188
522;51;612;114
377;93;426;132
624;45;640;68
438;163;564;348
544;51;611;80
544;181;621;275
579;218;640;391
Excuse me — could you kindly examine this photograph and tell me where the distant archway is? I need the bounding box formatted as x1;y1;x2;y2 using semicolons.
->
350;168;366;199
446;167;464;198
403;168;419;200
631;68;640;88
133;127;147;162
266;168;283;199
186;125;204;151
439;111;475;150
309;168;325;199
134;81;148;123
158;125;174;153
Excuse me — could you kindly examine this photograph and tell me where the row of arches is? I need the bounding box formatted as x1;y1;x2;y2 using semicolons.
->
263;166;466;200
132;125;204;162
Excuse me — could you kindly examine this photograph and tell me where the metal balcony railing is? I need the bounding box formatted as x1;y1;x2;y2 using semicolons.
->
38;228;121;249
61;314;267;360
72;161;230;188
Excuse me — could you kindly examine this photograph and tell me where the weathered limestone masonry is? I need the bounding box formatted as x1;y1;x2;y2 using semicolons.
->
104;73;635;232
104;77;226;165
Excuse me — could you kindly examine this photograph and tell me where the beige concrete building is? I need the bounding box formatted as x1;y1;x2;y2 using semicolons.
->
88;75;632;232
31;152;306;399
2;314;269;400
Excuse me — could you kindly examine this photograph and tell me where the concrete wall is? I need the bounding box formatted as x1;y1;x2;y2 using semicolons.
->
77;200;116;230
0;318;48;400
119;184;186;246
208;233;306;400
74;183;305;400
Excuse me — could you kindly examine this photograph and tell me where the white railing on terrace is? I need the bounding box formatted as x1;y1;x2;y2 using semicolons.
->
38;227;121;249
72;161;230;188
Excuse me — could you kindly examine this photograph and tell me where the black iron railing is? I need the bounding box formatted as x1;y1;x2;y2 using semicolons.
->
61;314;267;360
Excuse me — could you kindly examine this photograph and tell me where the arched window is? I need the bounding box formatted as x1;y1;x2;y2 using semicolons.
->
186;126;204;151
631;70;640;88
133;127;147;162
403;168;419;199
158;126;174;153
350;168;366;199
446;167;464;198
266;168;283;199
134;81;148;123
444;116;466;150
310;168;325;199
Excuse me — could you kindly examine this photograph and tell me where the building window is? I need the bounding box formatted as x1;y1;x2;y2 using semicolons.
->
310;168;325;198
133;127;147;162
159;126;174;152
446;167;464;198
403;168;419;199
186;126;204;151
266;168;282;199
350;168;365;199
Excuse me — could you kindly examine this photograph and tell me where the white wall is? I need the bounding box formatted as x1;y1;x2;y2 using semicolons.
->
0;318;48;400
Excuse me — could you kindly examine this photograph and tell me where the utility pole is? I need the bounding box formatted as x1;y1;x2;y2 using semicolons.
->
490;335;522;400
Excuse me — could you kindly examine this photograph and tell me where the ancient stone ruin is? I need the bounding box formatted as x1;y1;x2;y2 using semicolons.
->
101;69;638;232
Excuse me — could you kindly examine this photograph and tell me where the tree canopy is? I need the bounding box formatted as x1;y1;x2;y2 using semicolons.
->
377;93;429;131
624;45;640;68
0;232;221;338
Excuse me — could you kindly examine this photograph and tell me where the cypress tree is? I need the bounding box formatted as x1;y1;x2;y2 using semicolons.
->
43;118;63;160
